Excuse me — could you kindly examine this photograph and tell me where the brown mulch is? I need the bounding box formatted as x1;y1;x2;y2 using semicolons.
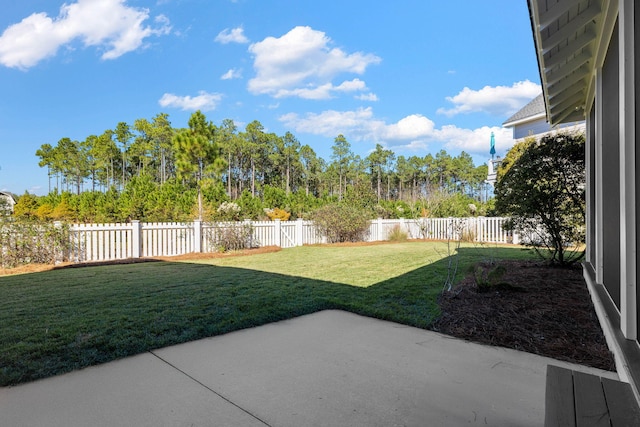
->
432;260;616;371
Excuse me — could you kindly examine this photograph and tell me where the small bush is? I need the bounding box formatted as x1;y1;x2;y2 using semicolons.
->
473;263;519;293
387;225;408;242
311;203;372;243
215;201;241;221
206;222;255;252
460;228;476;243
264;207;291;221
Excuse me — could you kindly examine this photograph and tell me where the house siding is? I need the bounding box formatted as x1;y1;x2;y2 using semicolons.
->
513;117;551;139
635;0;640;336
529;0;640;402
602;19;621;309
588;107;596;268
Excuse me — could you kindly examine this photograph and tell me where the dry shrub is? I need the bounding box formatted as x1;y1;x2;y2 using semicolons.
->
387;224;408;242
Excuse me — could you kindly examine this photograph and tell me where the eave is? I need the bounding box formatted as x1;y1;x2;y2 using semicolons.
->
528;0;617;126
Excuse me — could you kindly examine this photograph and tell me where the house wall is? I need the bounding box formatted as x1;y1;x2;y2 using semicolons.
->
530;0;640;402
0;193;15;213
512;117;586;142
602;19;621;308
587;107;596;268
635;0;640;336
513;117;551;139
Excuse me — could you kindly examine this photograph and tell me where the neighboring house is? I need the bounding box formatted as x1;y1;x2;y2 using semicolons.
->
488;95;585;187
0;191;15;214
528;0;640;404
502;93;586;141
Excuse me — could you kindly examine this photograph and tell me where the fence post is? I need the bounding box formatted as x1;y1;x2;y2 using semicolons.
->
243;219;253;248
53;221;64;265
275;219;281;247
193;219;202;253
513;231;520;245
377;218;383;241
296;218;304;246
131;220;142;258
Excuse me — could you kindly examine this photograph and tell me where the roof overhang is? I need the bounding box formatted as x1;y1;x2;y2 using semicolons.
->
528;0;617;125
0;191;16;204
502;112;547;128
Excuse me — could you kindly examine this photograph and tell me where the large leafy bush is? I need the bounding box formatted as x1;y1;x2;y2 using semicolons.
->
494;133;585;265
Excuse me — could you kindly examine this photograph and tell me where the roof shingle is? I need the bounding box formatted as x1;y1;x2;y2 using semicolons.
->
503;93;545;126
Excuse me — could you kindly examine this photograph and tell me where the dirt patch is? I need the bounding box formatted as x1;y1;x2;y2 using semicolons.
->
0;246;282;276
0;263;64;276
433;260;615;371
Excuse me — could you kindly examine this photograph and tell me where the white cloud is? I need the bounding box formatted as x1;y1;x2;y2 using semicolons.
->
158;91;222;111
355;92;379;101
273;78;368;100
279;107;381;139
215;27;249;44
437;80;541;117
0;0;171;69
280;108;433;142
434;125;514;155
221;68;242;80
280;107;515;158
383;115;435;140
248;26;381;99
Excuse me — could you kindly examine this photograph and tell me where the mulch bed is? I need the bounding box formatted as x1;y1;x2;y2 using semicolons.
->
433;260;616;371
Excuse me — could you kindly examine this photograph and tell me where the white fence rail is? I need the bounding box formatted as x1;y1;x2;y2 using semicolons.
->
62;217;516;263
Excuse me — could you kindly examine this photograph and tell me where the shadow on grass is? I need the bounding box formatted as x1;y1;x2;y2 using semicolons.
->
0;245;533;386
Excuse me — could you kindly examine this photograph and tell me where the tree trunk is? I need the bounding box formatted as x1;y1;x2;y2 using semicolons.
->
251;159;256;197
198;188;203;220
228;153;232;197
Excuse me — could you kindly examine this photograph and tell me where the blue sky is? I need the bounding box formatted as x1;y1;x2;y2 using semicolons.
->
0;0;541;195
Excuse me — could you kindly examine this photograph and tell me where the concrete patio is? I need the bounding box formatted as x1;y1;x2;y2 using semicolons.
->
0;310;617;426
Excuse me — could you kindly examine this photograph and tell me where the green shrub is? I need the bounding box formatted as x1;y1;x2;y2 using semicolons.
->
472;263;520;293
236;190;264;220
311;203;372;243
495;133;585;265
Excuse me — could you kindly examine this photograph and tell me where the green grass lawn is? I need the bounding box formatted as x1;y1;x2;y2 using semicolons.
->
0;241;535;386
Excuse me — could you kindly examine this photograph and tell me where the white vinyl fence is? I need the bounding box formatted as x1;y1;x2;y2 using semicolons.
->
63;217;517;263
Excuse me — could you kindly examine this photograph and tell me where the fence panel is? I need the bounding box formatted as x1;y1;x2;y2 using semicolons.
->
251;221;277;247
141;222;194;257
70;223;133;262
32;217;517;264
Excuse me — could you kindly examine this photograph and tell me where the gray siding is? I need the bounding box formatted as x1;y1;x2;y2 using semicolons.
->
588;107;596;267
513;117;551;139
636;1;640;336
513;117;585;141
602;19;621;309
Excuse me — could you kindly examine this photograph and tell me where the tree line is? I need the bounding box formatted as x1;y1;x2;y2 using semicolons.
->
23;110;492;222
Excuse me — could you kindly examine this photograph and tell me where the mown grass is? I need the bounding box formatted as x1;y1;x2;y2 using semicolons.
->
0;241;536;386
